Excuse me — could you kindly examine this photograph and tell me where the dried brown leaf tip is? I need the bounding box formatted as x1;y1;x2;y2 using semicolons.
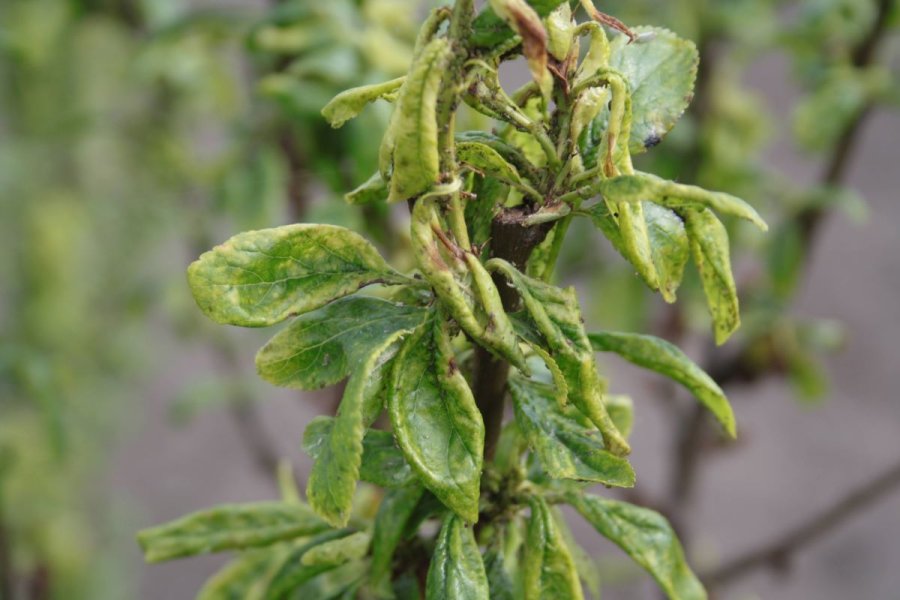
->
580;0;637;43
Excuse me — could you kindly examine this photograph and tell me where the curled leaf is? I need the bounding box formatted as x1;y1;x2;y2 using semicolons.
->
322;76;405;128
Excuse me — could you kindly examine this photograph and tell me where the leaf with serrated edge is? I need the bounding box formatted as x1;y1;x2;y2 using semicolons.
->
682;207;740;345
256;296;428;390
304;418;416;489
457;141;523;185
487;259;630;456
569;495;706;600
590;331;735;436
322;77;405;128
388;38;452;203
188;224;402;327
426;513;490;600
264;532;349;599
389;317;484;523
197;549;283;600
523;497;584;600
608;26;698;154
306;330;409;526
594;171;767;230
137;502;329;563
302;531;371;567
509;376;634;486
370;485;425;597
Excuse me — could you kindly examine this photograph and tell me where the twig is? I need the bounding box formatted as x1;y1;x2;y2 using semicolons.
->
703;458;900;586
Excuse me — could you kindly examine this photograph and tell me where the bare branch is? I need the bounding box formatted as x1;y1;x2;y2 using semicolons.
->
703;459;900;586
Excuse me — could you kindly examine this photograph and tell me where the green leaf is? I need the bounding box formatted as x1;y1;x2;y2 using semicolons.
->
589;331;736;437
509;376;635;486
592;172;767;230
550;506;600;598
291;559;369;600
569;495;706;600
426;513;490;600
197;549;283;600
681;208;740;345
470;0;567;49
256;296;428;389
370;485;425;596
302;531;371;567
545;3;574;61
322;77;405;128
387;38;452;203
644;203;690;302
306;330;409;526
137;502;329;563
484;518;524;600
388;317;484;523
488;259;630;456
607;27;699;154
264;532;350;599
187;224;401;327
345;171;388;205
457;141;524;186
522;497;584;600
606;394;634;440
304;418;416;489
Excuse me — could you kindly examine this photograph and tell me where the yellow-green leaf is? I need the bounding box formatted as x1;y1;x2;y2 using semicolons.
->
256;296;428;389
322;77;405;128
187;225;402;327
509;376;634;486
388;317;484;523
137;502;329;563
589;331;735;437
681;208;740;345
569;495;706;600
426;513;490;600
523;497;584;600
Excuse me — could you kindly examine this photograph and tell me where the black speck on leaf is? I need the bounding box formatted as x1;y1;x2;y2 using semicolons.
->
643;133;662;148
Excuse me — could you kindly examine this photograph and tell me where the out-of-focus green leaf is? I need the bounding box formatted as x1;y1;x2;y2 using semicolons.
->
302;531;370;567
389;317;483;523
681;207;740;345
323;77;405;128
197;549;283;600
569;495;706;600
370;485;425;596
187;225;402;327
137;503;329;563
484;518;524;600
522;497;584;600
606;394;634;439
508;376;635;486
426;513;490;600
607;26;698;154
345;171;388;205
256;296;428;389
264;532;350;599
589;331;736;437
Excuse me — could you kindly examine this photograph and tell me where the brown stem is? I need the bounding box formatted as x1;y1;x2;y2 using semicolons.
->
0;494;13;600
473;212;553;460
703;458;900;586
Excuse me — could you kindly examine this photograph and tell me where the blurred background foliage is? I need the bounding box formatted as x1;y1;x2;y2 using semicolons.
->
0;0;897;598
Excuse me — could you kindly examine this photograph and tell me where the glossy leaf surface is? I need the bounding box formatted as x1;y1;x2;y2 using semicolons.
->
570;495;706;600
188;225;400;327
426;514;490;600
389;318;484;522
256;296;428;389
509;376;635;486
590;331;736;436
